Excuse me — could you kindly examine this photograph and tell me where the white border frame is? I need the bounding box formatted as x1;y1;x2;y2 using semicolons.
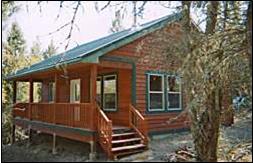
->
148;73;165;112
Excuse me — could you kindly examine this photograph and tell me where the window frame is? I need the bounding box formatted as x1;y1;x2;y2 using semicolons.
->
70;79;81;103
102;74;117;111
167;75;182;111
147;73;165;112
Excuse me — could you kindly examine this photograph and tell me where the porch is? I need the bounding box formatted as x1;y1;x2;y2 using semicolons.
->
11;61;148;159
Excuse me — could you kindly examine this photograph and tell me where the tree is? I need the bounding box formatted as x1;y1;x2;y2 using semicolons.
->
2;22;28;144
2;1;20;30
42;39;58;60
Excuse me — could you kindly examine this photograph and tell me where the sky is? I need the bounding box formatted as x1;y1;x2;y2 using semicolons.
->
4;1;203;54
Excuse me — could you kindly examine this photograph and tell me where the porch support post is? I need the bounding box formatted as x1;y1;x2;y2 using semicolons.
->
29;79;33;120
53;73;58;124
54;73;58;103
11;81;17;144
11;124;15;144
29;79;34;103
89;141;96;161
90;64;97;130
13;81;17;104
90;64;97;103
28;125;32;146
52;133;57;154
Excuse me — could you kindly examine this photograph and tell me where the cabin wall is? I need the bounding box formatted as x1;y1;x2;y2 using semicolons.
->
98;67;131;126
106;22;191;133
41;67;91;103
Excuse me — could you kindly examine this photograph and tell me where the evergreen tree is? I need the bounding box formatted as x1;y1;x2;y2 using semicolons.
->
42;39;58;59
2;21;28;144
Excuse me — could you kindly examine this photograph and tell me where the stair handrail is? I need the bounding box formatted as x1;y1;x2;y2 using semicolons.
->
129;104;148;145
96;103;113;158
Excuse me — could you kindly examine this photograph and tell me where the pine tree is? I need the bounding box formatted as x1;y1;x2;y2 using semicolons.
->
2;21;28;144
42;39;58;59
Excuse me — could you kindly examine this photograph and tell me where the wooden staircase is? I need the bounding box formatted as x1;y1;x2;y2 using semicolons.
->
111;127;147;159
96;103;148;160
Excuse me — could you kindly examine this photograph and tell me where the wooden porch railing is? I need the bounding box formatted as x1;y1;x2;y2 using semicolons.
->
13;103;30;118
13;103;93;129
129;104;148;145
96;103;113;158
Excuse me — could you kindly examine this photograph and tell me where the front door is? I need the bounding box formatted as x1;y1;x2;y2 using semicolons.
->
96;74;117;111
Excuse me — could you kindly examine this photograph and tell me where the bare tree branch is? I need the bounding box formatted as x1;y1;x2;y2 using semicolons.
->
100;1;111;11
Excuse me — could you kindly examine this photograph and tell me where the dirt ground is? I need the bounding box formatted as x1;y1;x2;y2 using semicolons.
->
2;110;252;162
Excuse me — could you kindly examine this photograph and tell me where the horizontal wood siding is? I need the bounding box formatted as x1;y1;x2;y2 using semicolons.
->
98;68;131;127
106;22;190;132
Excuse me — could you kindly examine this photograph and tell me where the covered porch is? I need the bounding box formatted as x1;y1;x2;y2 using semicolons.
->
12;59;133;129
11;59;148;159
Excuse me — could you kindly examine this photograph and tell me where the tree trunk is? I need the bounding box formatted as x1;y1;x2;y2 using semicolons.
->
181;1;191;31
246;1;252;100
206;1;219;34
191;2;221;162
191;88;221;161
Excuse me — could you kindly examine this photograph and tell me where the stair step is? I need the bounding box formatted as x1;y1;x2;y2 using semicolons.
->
112;138;141;144
114;149;146;159
112;126;130;131
112;132;136;137
112;144;145;152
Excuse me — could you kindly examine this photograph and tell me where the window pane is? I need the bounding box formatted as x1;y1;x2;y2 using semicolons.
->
96;78;101;104
104;93;116;109
70;79;80;102
74;83;80;101
16;82;29;103
33;82;42;103
150;93;163;110
48;82;55;102
103;75;116;110
96;78;101;94
150;75;162;91
104;76;116;93
168;76;180;92
168;93;180;108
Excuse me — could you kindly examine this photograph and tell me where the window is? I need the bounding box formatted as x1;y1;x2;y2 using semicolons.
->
103;75;117;111
33;82;42;103
167;76;182;110
48;82;55;102
70;79;80;103
96;77;102;106
148;74;164;111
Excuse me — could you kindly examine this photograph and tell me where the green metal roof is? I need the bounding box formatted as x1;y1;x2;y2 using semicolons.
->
6;12;182;80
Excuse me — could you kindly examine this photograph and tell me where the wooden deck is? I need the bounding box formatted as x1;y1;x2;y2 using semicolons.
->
13;102;94;130
12;102;149;160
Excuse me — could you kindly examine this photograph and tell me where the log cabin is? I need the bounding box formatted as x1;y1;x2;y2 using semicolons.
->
6;12;193;160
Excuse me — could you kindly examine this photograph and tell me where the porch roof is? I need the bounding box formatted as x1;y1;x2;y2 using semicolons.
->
6;12;182;80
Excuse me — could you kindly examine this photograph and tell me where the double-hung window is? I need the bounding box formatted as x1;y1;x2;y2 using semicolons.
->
148;74;165;111
70;79;80;103
167;76;181;110
147;73;182;112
